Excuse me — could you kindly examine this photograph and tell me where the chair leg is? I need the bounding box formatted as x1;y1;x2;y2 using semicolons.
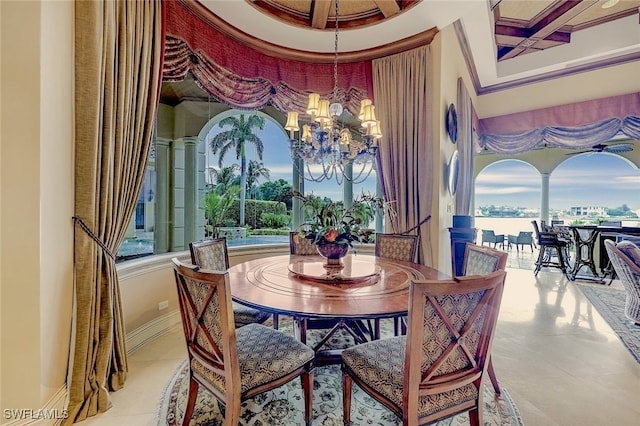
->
534;246;545;276
469;407;481;426
182;377;199;426
556;246;570;279
342;372;353;425
302;370;314;426
273;314;279;329
487;358;501;396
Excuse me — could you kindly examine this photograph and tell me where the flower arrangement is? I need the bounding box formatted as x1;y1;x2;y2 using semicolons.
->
290;192;395;247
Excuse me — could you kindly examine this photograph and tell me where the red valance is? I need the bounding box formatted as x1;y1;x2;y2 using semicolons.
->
163;0;374;113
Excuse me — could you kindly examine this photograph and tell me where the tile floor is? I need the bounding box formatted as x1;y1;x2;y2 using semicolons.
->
81;247;640;425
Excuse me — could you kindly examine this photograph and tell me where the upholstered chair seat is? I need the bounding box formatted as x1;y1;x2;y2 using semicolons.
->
190;323;314;395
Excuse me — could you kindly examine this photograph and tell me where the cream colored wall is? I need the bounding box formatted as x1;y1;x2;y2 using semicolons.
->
1;0;42;413
476;61;640;119
40;0;74;405
429;24;477;274
0;0;4;409
0;0;73;418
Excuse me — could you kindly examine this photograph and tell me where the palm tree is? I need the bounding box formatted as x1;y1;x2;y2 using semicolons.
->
246;160;270;199
209;165;240;195
209;114;265;225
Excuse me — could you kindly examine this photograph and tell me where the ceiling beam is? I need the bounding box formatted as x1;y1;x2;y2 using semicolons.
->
374;0;401;18
311;0;331;29
496;0;599;61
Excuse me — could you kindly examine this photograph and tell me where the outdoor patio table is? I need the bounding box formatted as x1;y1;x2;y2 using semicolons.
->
569;225;640;283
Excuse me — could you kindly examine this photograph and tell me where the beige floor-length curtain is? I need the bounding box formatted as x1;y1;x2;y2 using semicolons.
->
65;1;163;423
455;77;474;216
373;45;433;265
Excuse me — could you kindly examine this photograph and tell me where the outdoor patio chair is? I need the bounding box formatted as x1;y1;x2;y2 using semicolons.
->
189;238;272;328
172;258;315;426
531;220;571;279
341;270;507;426
604;240;640;325
481;229;504;249
507;231;535;252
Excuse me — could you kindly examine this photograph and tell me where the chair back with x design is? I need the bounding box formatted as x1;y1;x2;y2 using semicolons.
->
404;270;506;424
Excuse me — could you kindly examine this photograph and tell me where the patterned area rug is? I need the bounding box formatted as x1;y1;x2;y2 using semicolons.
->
578;284;640;363
155;322;524;425
155;361;523;426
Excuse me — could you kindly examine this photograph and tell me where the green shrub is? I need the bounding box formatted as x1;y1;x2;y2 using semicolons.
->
260;212;290;229
225;199;287;228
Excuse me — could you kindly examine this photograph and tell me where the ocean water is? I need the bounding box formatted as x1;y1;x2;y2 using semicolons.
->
474;217;539;237
474;216;640;238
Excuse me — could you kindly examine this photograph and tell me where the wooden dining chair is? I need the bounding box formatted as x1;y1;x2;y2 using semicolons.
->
289;231;318;255
189;238;272;328
375;233;420;336
172;258;315;426
374;233;419;263
342;270;507;426
461;243;508;397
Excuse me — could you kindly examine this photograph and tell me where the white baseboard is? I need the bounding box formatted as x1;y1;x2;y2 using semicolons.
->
126;310;181;355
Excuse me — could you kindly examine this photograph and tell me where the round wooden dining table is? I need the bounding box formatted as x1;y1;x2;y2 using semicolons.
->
227;254;448;364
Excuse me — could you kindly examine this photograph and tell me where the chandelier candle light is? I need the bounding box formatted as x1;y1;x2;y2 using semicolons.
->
285;0;382;184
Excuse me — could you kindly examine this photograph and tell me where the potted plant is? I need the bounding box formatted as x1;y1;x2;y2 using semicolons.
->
290;191;395;261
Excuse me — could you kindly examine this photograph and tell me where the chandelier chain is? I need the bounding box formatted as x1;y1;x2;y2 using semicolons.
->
333;0;339;102
283;0;380;185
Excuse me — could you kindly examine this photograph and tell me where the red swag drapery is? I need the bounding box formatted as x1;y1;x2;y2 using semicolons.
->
163;0;374;118
479;92;640;135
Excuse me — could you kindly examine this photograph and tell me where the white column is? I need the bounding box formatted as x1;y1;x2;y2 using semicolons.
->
343;163;353;209
541;172;550;224
292;158;304;229
375;165;383;233
182;137;199;248
154;138;171;253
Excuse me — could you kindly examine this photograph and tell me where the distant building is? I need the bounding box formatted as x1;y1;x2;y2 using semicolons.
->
570;206;607;216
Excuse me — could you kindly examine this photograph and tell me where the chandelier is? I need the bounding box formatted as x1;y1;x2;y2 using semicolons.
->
284;0;382;184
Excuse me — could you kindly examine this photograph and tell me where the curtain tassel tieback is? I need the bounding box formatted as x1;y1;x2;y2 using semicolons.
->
72;216;116;260
401;215;432;235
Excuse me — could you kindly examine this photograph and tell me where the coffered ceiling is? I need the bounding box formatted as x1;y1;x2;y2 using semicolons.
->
494;0;640;61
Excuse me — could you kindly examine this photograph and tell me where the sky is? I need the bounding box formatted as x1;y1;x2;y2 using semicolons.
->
206;114;379;201
475;154;640;212
207;112;639;212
